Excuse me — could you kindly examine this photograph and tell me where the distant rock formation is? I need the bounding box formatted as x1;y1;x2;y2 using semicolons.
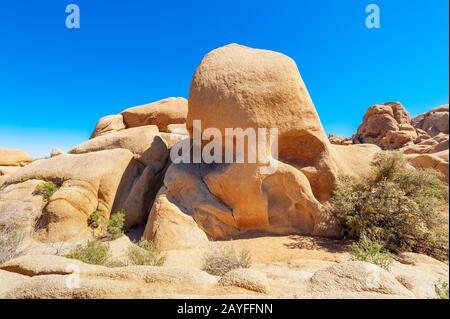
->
352;102;417;149
329;102;449;183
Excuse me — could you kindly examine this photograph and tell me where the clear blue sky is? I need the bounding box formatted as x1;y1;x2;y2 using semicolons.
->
1;0;448;158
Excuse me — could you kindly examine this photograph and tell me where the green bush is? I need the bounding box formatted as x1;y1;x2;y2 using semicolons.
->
87;212;102;229
202;247;252;276
331;152;449;261
127;239;166;266
107;209;126;239
65;240;111;265
435;280;449;299
351;236;393;269
34;181;59;200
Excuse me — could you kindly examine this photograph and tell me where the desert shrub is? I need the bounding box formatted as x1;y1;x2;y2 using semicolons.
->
0;209;29;264
435;280;449;299
351;236;393;269
107;209;126;239
87;211;102;229
34;181;59;200
331;152;449;261
104;258;127;268
202;246;252;276
127;239;166;266
0;226;24;264
65;240;111;265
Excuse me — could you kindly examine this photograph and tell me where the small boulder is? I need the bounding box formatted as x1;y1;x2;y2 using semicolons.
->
90;114;127;139
218;269;270;293
143;187;210;250
50;148;64;157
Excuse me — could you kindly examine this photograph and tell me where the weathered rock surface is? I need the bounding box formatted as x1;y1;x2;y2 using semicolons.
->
143;187;210;250
0;254;98;276
70;126;177;227
406;153;449;183
413;105;449;137
0;166;19;176
218;269;270;293
308;261;414;298
188;44;341;201
389;253;449;299
70;126;164;167
0;148;32;167
0;149;135;242
90;114;127;138
122;97;188;132
1;251;447;299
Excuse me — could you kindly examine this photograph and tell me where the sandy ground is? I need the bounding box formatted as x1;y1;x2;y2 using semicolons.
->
107;228;353;271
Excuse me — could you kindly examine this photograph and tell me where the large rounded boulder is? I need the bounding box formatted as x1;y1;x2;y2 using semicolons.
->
144;44;380;246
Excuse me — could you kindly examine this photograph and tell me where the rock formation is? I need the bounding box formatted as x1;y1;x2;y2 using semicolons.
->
0;148;33;177
1;149;136;242
90;97;188;138
144;44;381;247
340;102;449;182
352;102;418;149
412;105;449;137
0;43;448;300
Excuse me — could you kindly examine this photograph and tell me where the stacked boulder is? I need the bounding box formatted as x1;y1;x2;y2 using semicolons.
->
352;102;417;149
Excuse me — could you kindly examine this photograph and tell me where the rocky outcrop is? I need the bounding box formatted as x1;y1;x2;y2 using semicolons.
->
349;103;449;183
352;102;418;149
0;149;136;242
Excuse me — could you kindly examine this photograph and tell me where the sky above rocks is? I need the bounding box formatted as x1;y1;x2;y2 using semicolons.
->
0;0;448;158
